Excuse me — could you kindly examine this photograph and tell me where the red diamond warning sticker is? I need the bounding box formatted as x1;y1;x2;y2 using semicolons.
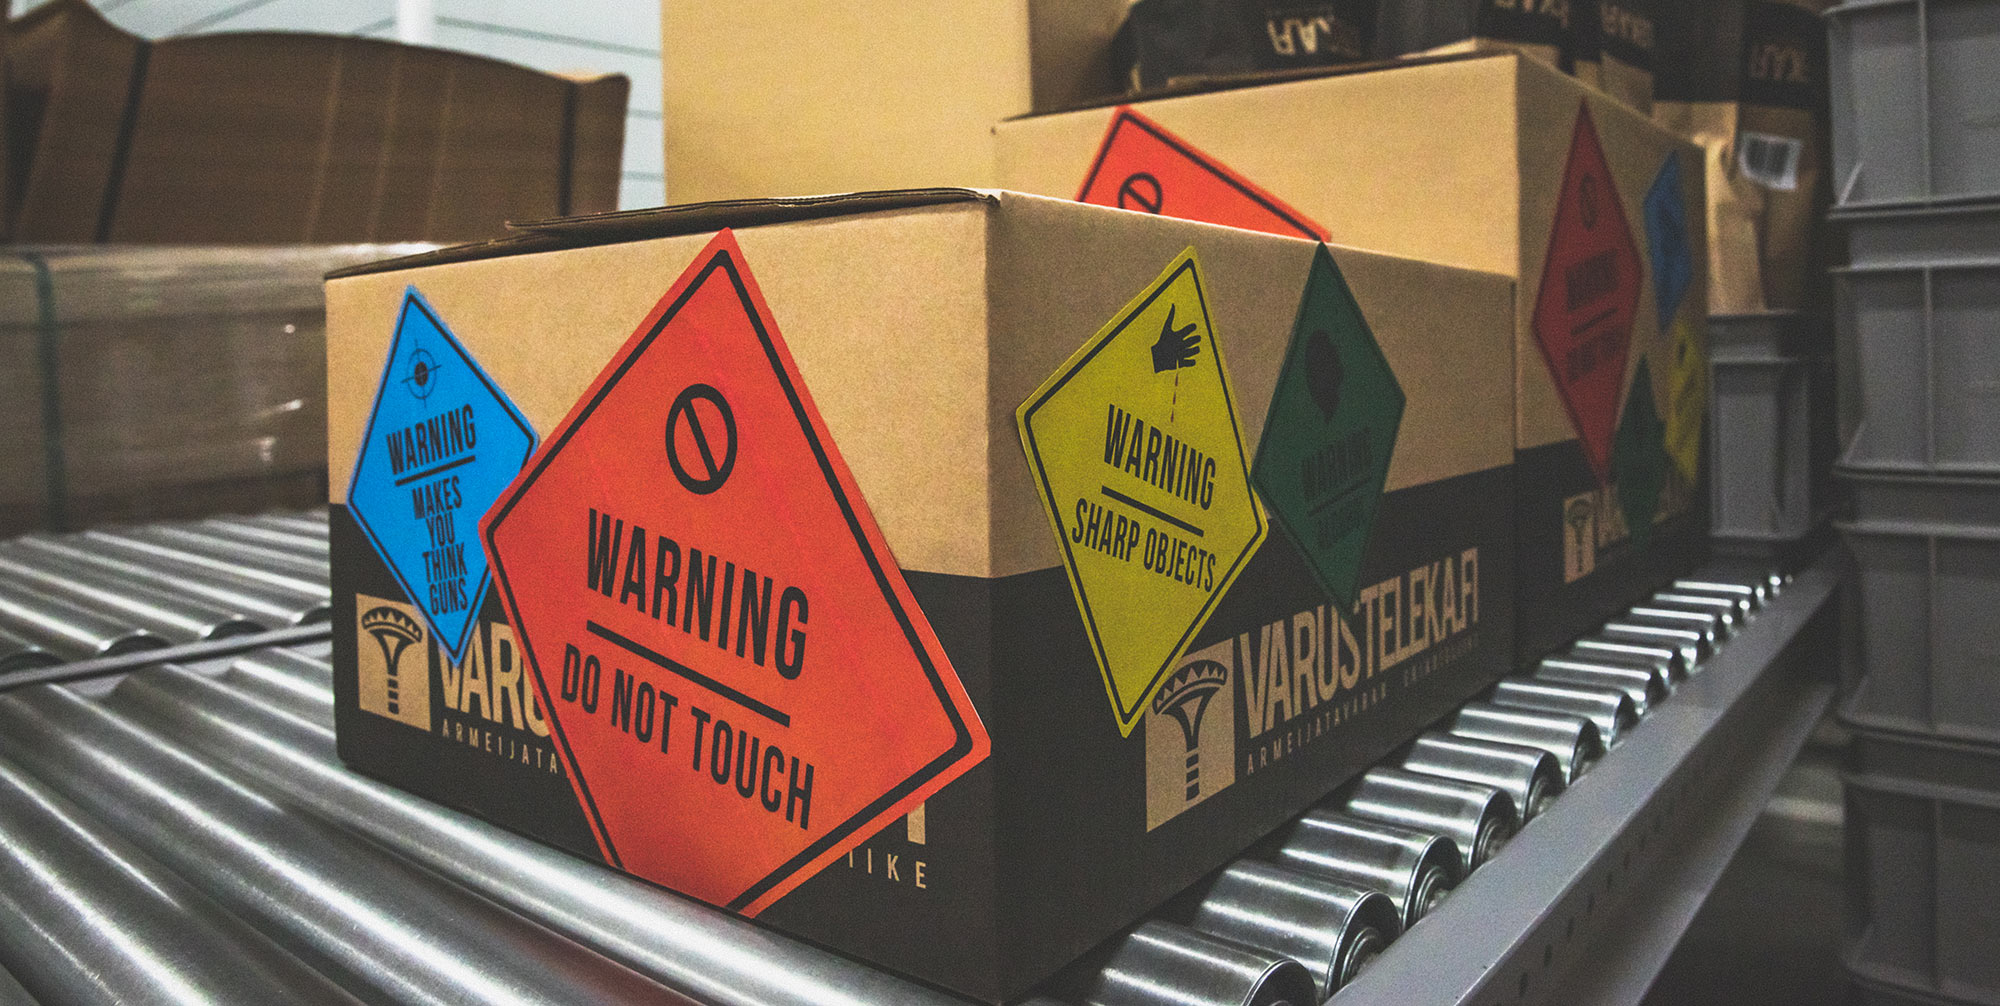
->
482;231;989;916
1077;106;1331;241
1533;103;1642;483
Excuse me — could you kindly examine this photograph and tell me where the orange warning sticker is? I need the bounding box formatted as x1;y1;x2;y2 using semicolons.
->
1077;106;1331;241
482;231;989;917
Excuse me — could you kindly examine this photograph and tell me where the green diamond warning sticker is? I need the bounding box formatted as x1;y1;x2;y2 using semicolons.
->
1613;358;1668;546
1018;248;1267;737
1252;245;1404;612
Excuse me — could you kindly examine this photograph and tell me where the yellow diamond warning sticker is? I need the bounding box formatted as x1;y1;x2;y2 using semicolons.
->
1017;248;1267;737
1664;314;1709;484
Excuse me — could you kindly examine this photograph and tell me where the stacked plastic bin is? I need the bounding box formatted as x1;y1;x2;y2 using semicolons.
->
1827;1;2000;1002
1707;311;1840;568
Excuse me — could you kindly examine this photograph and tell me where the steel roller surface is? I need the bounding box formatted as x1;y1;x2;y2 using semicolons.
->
197;518;329;556
80;531;327;598
1652;590;1751;626
0;686;685;1006
0;552;266;642
222;649;335;722
1568;637;1689;681
1596;621;1706;665
1269;809;1460;929
1489;679;1639;747
104;665;984;1006
11;536;329;627
248;512;328;535
123;526;327;580
1344;767;1516;873
1532;657;1665;712
1055;920;1317;1006
1625;604;1730;643
0;756;358;1005
1184;861;1400;999
0;967;33;1006
1672;578;1767;609
0;581;169;660
1449;702;1603;783
1400;731;1564;821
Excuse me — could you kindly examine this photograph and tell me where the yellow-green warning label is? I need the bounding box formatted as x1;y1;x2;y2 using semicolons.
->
1017;248;1267;737
1663;314;1708;485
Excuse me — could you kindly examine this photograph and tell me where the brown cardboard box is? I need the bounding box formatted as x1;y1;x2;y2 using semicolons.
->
4;0;629;244
660;0;1129;202
995;52;1711;663
325;190;1516;1001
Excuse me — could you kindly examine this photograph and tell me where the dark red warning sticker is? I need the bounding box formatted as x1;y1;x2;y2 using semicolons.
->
482;231;989;917
1077;106;1331;241
1532;102;1642;484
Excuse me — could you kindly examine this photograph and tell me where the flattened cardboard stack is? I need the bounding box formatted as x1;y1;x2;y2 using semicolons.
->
3;0;628;244
324;190;1517;1002
994;52;1710;663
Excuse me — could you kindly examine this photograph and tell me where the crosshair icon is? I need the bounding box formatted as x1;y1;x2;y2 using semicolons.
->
665;383;737;495
401;348;441;399
1118;173;1164;214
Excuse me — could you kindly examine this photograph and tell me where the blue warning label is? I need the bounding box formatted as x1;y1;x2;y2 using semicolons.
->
348;289;537;662
1644;154;1694;329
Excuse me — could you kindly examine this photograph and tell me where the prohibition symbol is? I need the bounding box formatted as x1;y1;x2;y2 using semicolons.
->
1119;172;1164;214
666;383;737;494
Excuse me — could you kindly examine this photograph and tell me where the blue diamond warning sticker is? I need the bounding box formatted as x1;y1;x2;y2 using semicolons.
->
1644;154;1694;330
349;288;537;661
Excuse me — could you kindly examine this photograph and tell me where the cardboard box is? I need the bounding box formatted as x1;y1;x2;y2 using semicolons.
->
325;190;1516;1001
3;0;628;244
995;52;1710;663
660;0;1129;202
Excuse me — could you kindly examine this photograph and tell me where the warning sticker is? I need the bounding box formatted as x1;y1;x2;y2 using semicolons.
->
1077;107;1331;241
348;289;537;662
1533;102;1642;484
1017;248;1268;737
1612;358;1668;546
482;232;989;917
1662;314;1708;484
1644;153;1694;330
1252;244;1404;613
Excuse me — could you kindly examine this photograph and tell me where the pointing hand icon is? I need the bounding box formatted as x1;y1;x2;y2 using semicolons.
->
1150;306;1201;374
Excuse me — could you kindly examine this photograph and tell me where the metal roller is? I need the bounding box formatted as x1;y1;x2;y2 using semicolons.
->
12;536;329;626
104;665;984;1006
247;512;329;534
0;552;267;642
122;526;328;579
1401;730;1565;822
1595;621;1706;666
222;649;335;722
1269;809;1461;929
1449;702;1603;783
80;532;328;598
1624;604;1728;645
0;625;60;673
0;686;686;1006
0;756;359;1005
1186;861;1401;999
1568;637;1688;682
0;581;170;661
1059;920;1317;1006
196;518;329;557
1344;767;1517;873
1651;590;1750;628
1490;679;1639;746
1533;656;1665;713
1671;578;1767;610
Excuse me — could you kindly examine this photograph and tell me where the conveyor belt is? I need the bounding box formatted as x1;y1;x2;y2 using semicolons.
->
0;512;1827;1006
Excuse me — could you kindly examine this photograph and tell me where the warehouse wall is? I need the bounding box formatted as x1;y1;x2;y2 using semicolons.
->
15;0;665;209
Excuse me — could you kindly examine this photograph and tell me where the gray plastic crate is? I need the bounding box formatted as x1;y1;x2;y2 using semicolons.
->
1712;353;1815;539
1829;0;2000;207
1837;257;2000;472
1838;469;2000;741
1833;202;2000;265
1844;727;2000;1005
1710;310;1831;358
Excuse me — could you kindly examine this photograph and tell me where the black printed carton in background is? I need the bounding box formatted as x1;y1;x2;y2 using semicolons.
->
325;190;1517;1002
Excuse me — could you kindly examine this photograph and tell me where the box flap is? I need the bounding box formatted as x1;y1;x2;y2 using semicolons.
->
1016;50;1504;118
328;188;997;279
